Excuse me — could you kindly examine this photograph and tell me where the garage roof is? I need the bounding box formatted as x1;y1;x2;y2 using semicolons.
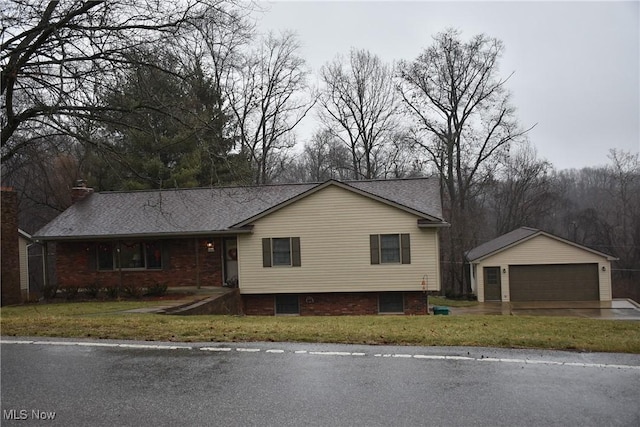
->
466;227;617;262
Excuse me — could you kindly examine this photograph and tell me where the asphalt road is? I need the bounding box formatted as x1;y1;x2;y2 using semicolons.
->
2;338;639;426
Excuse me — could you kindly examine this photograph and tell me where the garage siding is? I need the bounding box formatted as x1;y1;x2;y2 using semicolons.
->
472;234;612;302
509;264;599;301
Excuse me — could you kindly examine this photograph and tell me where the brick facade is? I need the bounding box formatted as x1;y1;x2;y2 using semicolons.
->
242;292;428;316
56;237;224;289
1;189;22;305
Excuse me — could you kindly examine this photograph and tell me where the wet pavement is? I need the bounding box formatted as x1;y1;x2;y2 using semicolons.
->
2;339;639;426
123;287;640;320
450;299;640;320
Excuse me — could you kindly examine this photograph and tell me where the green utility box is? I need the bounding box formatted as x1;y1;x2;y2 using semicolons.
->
432;306;450;315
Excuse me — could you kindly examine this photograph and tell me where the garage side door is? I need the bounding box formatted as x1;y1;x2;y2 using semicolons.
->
509;264;599;301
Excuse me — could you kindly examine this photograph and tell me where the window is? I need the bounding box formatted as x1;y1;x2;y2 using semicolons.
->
370;234;411;264
486;267;500;285
380;234;401;263
97;243;114;270
272;238;292;266
96;241;163;271
117;241;144;269
379;293;404;313
262;237;301;267
275;294;299;314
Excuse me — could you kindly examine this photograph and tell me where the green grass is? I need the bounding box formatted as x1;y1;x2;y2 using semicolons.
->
1;301;639;353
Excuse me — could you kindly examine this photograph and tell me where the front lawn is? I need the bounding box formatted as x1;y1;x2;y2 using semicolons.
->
1;302;639;353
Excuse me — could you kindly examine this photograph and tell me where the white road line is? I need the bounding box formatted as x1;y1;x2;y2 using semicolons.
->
76;342;119;347
413;355;446;360
309;351;353;356
118;344;192;350
2;340;639;370
33;341;77;345
445;356;475;361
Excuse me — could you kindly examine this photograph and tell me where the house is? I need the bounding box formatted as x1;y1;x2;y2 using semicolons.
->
33;178;448;315
466;227;617;303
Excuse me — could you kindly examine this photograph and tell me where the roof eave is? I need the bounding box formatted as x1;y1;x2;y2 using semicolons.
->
467;230;619;263
233;179;444;227
33;228;253;242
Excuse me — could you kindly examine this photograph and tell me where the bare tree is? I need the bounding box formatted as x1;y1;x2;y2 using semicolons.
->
319;48;400;180
302;130;352;182
190;3;254;115
548;151;640;301
1;136;85;232
490;144;556;234
398;29;533;295
227;31;314;184
1;0;237;162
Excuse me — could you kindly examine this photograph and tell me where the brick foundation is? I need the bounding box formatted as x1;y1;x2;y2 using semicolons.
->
56;238;224;289
242;292;428;316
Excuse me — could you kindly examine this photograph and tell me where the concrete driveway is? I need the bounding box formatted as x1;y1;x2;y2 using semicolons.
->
450;299;640;320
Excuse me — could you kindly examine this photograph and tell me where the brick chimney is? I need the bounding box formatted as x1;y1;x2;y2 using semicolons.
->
71;179;94;204
1;187;22;305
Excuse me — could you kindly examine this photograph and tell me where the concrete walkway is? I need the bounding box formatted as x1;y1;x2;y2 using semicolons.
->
122;287;232;314
450;299;640;320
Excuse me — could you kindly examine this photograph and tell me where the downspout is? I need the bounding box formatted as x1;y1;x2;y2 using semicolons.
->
42;242;49;293
25;241;34;298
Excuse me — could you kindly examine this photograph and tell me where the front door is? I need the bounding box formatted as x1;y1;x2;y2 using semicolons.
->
224;237;238;287
483;267;501;301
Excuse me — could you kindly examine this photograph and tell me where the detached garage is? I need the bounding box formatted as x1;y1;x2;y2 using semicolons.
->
467;227;616;303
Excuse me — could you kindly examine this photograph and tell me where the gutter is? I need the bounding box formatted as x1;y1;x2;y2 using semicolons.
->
417;221;451;229
32;227;254;242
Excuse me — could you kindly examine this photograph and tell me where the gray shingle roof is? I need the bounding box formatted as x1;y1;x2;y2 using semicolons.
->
466;226;618;262
465;227;539;262
34;178;444;240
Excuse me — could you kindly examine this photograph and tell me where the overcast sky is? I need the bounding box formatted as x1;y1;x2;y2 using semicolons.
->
254;0;639;171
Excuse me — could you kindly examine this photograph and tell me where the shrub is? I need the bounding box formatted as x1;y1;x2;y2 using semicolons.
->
105;286;120;299
146;283;168;297
122;284;143;299
43;285;58;300
60;286;80;300
84;282;101;299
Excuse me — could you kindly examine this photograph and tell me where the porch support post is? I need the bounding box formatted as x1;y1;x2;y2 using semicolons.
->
117;242;123;291
195;238;200;289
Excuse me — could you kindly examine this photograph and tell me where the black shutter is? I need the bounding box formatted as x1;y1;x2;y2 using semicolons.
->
291;237;301;267
262;238;272;267
401;234;411;264
370;235;380;264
